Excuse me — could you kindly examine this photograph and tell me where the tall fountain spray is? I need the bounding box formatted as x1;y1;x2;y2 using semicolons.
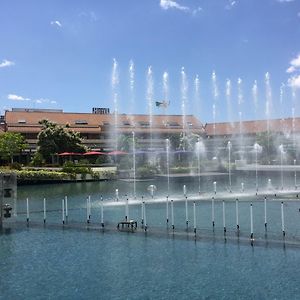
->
279;144;285;190
237;78;244;159
181;67;188;148
279;83;285;136
112;58;119;150
163;72;169;106
292;107;296;152
129;60;135;121
265;72;272;161
212;71;218;157
163;71;169;129
228;141;232;193
252;80;258;145
254;143;262;193
194;74;200;119
226;79;232;125
195;137;205;194
166;138;170;196
147;66;154;153
132;131;136;199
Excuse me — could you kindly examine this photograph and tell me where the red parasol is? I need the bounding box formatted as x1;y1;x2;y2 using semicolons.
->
58;152;83;156
83;151;107;156
108;150;128;155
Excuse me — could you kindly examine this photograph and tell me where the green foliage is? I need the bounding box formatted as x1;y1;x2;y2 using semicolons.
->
36;120;86;162
137;164;158;178
30;152;45;167
16;170;69;181
167;133;181;150
170;166;190;174
117;134;139;152
118;156;132;170
95;155;112;165
61;161;91;174
10;162;22;170
179;133;200;151
0;132;27;163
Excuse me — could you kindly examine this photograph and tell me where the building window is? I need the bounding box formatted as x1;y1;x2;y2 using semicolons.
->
139;121;150;127
75;120;88;125
18;119;26;124
166;121;180;127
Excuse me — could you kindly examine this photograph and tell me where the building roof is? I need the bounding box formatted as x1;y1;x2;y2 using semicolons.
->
205;118;300;136
5;110;203;134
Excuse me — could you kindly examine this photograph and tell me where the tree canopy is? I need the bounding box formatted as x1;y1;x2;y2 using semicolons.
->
36;120;86;162
0;132;27;163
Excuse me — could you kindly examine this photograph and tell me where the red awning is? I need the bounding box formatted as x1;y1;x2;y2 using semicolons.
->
108;150;128;155
58;152;83;156
83;151;107;156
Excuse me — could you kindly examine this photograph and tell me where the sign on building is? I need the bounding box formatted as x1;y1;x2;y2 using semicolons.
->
92;107;110;114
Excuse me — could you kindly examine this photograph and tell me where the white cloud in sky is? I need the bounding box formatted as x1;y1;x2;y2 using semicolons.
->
286;53;300;73
225;0;238;10
298;12;300;17
8;94;30;101
8;94;57;104
160;0;189;12
0;59;15;68
50;20;62;28
277;0;294;3
288;75;300;89
192;7;203;16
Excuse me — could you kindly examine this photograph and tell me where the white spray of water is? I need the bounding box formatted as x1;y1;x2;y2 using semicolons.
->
147;66;154;126
129;60;135;118
265;72;272;131
147;66;154;151
237;77;243;106
181;67;188;132
212;71;219;99
112;58;119;150
194;74;200;118
226;79;232;124
163;71;169;101
212;104;216;136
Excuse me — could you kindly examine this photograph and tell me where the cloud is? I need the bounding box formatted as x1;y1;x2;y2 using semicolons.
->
286;53;300;73
288;75;300;89
7;94;57;104
298;12;300;17
0;59;15;68
160;0;189;12
277;0;294;2
225;0;238;10
192;7;203;16
50;20;62;28
8;94;30;101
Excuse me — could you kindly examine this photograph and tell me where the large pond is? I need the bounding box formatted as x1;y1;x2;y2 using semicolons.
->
1;171;300;299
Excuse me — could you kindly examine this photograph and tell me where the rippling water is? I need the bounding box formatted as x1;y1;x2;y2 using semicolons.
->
1;172;300;299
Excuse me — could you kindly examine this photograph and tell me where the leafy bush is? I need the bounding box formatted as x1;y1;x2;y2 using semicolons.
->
170;167;190;174
16;170;69;181
30;152;45;167
137;164;158;178
10;162;22;170
61;161;91;174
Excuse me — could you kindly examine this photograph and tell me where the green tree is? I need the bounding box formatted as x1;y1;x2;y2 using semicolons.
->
179;133;200;151
0;132;27;164
37;120;86;162
117;134;139;152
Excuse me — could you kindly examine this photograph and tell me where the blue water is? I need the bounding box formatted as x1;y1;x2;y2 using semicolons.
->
1;173;300;299
1;227;300;299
